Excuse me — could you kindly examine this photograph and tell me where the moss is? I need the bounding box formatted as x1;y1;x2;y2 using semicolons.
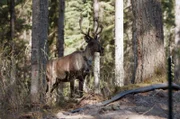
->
113;75;167;96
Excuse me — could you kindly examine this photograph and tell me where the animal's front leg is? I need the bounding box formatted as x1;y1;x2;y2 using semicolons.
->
70;80;75;98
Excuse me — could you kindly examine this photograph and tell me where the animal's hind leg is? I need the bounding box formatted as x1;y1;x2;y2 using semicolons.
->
50;81;59;93
45;81;52;104
79;77;84;97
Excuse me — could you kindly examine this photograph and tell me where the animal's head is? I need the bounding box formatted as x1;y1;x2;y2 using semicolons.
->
79;17;104;55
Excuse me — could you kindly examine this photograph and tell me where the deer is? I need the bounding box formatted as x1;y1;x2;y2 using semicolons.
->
46;17;103;98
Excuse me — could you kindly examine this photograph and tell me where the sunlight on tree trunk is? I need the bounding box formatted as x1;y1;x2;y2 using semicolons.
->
94;52;100;94
131;0;165;83
175;0;180;83
115;0;124;87
93;0;101;94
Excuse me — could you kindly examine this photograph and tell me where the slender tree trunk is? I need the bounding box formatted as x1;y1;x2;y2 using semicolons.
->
175;0;180;83
57;0;65;103
10;0;16;85
31;0;48;105
9;0;17;108
39;0;48;103
9;0;16;83
58;0;65;57
93;0;100;94
115;0;124;87
131;0;165;83
49;0;58;57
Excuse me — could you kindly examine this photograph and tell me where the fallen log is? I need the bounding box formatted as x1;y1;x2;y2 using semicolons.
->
70;83;180;113
99;83;180;106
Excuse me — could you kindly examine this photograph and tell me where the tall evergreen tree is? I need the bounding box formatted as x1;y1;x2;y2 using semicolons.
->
131;0;165;83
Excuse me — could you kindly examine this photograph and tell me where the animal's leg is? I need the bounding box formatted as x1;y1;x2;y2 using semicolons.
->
70;80;75;97
46;76;51;94
79;78;84;97
50;81;59;93
78;74;86;97
45;80;52;104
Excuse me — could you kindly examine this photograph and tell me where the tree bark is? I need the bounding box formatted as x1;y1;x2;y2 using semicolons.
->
131;0;165;83
94;52;100;94
115;0;124;87
10;0;16;84
175;0;180;83
31;0;48;104
57;0;65;103
9;0;17;108
58;0;65;57
93;0;101;94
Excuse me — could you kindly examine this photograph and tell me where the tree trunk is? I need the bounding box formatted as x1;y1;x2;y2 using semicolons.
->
94;52;100;94
115;0;124;87
9;0;17;108
39;0;48;103
57;0;65;103
175;0;180;83
10;0;16;84
93;0;101;94
58;0;65;57
31;0;48;105
131;0;165;83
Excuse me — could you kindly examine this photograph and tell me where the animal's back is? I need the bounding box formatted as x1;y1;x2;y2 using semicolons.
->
46;51;86;82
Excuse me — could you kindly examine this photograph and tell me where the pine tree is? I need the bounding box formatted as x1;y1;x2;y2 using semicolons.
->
131;0;165;83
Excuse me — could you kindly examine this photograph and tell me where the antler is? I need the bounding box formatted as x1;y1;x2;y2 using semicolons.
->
94;20;103;37
79;16;90;36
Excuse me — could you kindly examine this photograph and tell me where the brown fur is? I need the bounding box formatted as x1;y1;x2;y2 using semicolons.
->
46;39;103;97
46;18;103;97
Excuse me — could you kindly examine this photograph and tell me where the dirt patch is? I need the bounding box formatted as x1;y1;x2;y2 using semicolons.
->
50;89;180;119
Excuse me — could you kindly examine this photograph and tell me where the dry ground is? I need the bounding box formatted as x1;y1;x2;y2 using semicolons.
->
4;86;180;119
43;89;180;119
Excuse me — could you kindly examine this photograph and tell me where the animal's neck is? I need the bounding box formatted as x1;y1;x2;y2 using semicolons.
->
83;47;93;62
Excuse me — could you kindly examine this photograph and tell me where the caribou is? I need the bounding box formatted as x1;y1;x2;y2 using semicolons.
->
46;18;103;98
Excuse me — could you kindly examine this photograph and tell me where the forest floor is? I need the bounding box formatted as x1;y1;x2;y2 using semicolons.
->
3;84;180;119
42;89;180;119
